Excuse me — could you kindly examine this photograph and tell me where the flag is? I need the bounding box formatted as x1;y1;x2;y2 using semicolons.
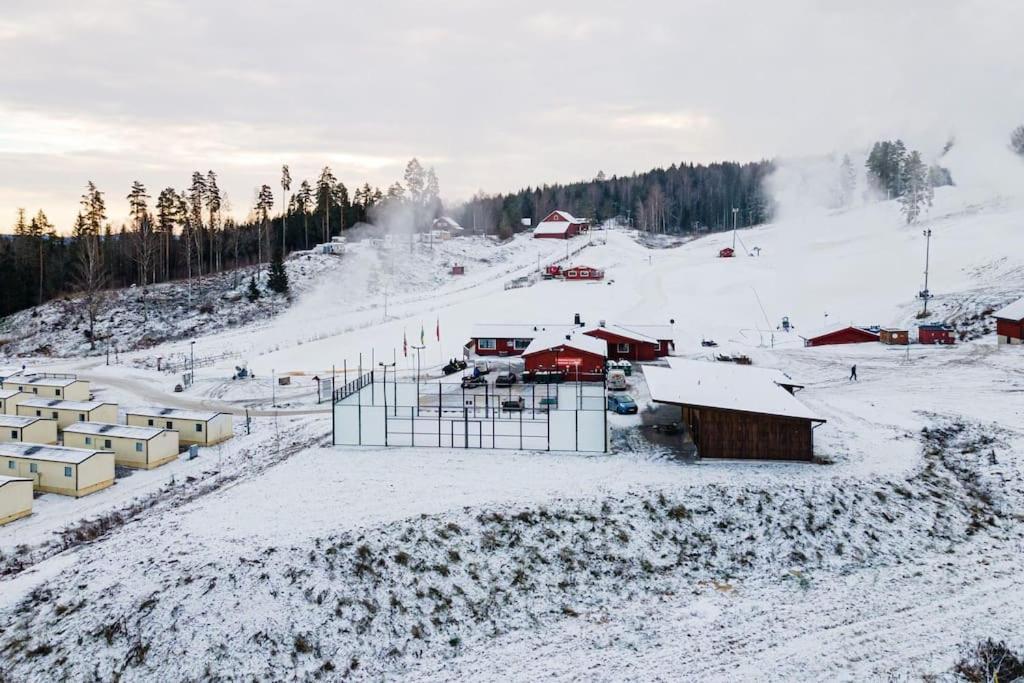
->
403;330;408;357
420;324;425;346
436;318;440;342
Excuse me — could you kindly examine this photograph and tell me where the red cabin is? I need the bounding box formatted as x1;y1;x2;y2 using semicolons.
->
801;325;880;347
450;264;465;275
544;265;562;278
992;297;1024;345
522;332;608;382
563;265;604;281
918;324;955;345
719;247;735;258
533;210;589;239
582;323;667;361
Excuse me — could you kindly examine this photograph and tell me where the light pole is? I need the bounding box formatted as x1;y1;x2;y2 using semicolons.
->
920;228;933;315
271;368;276;408
190;339;196;388
378;361;396;443
411;344;425;414
731;207;739;251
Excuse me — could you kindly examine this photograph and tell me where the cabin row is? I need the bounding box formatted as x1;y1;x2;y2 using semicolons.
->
801;324;957;347
0;373;234;522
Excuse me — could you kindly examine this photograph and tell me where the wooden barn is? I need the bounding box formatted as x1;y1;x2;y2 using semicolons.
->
918;324;956;345
532;210;589;239
581;322;669;361
801;325;880;347
522;331;608;382
645;360;824;462
563;266;604;281
879;328;909;345
992;297;1024;345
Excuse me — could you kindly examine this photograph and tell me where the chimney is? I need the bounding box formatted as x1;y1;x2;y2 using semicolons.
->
573;313;581;326
565;334;571;341
599;320;605;328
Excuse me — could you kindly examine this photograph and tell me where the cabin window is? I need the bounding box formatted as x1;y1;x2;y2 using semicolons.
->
64;466;72;477
135;442;143;452
55;389;61;396
32;388;38;394
617;343;631;353
567;271;577;277
580;270;590;277
195;423;203;432
166;421;173;429
35;410;41;417
10;430;17;439
79;413;85;421
29;463;38;474
51;412;58;419
85;436;92;445
147;419;154;426
7;460;13;470
478;338;496;350
514;339;531;350
104;439;112;448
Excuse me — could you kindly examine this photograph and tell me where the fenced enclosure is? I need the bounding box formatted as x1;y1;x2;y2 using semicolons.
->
333;371;607;452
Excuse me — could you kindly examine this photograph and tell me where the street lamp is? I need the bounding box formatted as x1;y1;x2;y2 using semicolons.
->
411;344;425;414
190;339;196;388
920;228;933;316
731;207;739;251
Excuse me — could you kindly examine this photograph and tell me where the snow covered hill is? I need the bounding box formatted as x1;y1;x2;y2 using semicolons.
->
1;184;1023;681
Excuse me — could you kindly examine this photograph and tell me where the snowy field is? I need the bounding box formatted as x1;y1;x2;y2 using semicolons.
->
0;185;1023;680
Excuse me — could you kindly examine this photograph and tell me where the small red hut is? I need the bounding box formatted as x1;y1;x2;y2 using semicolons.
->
563;266;604;281
918;324;955;345
718;247;735;258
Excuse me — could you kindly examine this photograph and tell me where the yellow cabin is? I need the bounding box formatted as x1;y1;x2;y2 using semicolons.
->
17;399;118;431
0;475;33;525
1;374;91;402
63;422;180;469
0;389;31;416
125;408;233;446
0;443;115;497
0;415;58;445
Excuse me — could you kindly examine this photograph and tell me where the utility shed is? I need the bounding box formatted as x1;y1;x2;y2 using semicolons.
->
0;389;30;416
63;422;181;469
1;374;90;401
992;297;1024;345
801;325;879;347
17;399;118;430
645;361;825;462
0;475;33;525
0;443;115;497
0;415;58;445
879;328;909;345
125;408;233;446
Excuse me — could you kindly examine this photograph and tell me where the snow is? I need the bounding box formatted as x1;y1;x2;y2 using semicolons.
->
62;422;168;440
469;323;573;340
0;415;44;429
522;328;608;357
644;361;822;421
992;295;1024;321
0;184;1023;680
1;374;77;388
125;406;228;422
0;442;108;465
17;398;113;412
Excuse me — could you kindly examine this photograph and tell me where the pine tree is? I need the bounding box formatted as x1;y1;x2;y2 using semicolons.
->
1011;125;1024;157
295;180;313;249
247;274;261;301
899;151;933;224
255;184;274;273
267;249;289;294
316;166;337;241
280;165;291;254
205;171;221;273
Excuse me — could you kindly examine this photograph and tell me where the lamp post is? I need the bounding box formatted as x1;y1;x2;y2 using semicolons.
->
920;228;933;315
411;344;424;414
731;207;739;250
190;339;196;388
378;360;396;420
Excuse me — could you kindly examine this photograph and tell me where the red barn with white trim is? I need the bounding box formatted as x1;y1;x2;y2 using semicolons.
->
993;297;1024;345
563;265;604;281
918;324;956;345
533;210;589;239
581;323;667;361
522;332;608;382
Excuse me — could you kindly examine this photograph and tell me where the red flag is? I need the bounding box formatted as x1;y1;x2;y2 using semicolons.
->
436;318;440;342
403;330;408;357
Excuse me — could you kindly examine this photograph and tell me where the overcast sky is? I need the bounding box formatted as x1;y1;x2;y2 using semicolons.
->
1;0;1022;229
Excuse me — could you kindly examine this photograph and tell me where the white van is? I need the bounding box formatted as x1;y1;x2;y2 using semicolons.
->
606;369;628;391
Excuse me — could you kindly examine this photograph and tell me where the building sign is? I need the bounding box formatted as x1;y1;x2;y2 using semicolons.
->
555;357;582;367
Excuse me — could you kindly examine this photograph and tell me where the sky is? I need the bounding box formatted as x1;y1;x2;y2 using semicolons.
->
1;0;1022;230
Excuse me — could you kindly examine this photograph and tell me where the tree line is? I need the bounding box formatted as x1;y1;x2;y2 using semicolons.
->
0;159;444;319
452;160;775;238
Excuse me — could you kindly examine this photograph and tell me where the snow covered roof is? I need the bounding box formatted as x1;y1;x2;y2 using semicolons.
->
665;357;803;388
533;221;574;236
3;374;80;388
616;324;675;342
0;442;111;465
581;323;660;345
542;210;584;223
992;297;1024;321
0;389;26;399
470;323;573;340
798;323;878;341
19;398;112;412
63;422;168;440
0;415;46;428
645;361;823;421
0;475;31;488
433;216;463;230
523;330;608;358
126;407;228;422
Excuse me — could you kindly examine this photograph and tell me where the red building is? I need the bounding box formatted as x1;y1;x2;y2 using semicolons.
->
582;323;667;361
719;247;735;258
992;297;1024;345
563;265;604;281
522;332;608;382
918;324;956;345
801;325;880;347
467;324;573;357
533;210;589;239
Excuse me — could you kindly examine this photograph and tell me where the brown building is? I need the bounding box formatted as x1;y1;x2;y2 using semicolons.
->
646;360;825;462
879;328;909;345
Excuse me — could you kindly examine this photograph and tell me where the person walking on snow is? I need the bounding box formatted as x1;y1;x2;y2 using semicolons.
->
849;364;858;381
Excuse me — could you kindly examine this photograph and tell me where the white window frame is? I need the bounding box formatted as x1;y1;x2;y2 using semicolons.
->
617;343;631;353
135;442;144;452
478;338;497;350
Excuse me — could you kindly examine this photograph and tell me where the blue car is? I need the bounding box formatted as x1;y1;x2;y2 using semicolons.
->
607;394;638;414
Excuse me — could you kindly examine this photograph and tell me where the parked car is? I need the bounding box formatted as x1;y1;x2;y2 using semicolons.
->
606;369;628;391
607;394;638;414
461;375;487;389
495;373;517;387
501;397;524;411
